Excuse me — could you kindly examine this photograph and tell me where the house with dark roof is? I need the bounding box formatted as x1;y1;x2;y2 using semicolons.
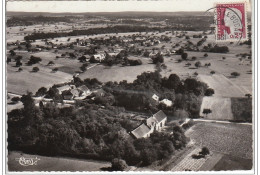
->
130;123;153;139
130;110;167;139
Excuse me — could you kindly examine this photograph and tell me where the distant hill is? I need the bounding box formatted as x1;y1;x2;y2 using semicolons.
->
6;11;211;17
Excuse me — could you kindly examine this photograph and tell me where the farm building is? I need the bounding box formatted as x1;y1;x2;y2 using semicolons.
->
130;110;167;139
131;123;153;139
77;85;91;96
91;54;106;62
160;99;173;107
146;110;167;132
152;94;159;101
57;85;72;94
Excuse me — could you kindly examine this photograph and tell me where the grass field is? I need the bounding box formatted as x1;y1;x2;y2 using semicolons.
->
200;97;233;120
8;151;110;172
198;74;247;97
7;61;73;94
186;122;253;160
79;60;155;83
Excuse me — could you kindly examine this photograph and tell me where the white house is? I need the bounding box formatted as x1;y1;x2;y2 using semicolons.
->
92;54;106;62
152;94;159;101
130;110;167;139
160;99;173;107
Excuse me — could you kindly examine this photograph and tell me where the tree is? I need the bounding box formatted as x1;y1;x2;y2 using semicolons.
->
7;57;11;64
210;71;215;75
28;56;42;65
181;53;188;60
36;87;47;97
47;61;54;65
52;68;58;72
200;147;210;156
10;50;16;56
231;72;240;77
80;63;88;72
245;94;252;99
202;108;212;117
78;55;87;62
128;59;142;66
152;54;164;64
26;42;32;50
32;67;39;72
205;88;214;96
195;61;201;68
18;67;23;72
111;158;128;171
191;56;197;61
21;92;35;111
163;73;181;90
11;97;20;104
16;60;22;67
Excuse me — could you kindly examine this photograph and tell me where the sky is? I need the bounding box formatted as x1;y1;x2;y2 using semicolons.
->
7;0;251;13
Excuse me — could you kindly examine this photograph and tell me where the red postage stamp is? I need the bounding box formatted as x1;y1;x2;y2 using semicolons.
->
215;2;247;42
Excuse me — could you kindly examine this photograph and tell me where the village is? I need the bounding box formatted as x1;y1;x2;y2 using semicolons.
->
6;9;253;172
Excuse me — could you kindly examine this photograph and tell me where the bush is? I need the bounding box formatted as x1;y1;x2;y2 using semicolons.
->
181;53;188;60
200;147;210;156
210;71;215;75
111;158;128;171
191;56;197;61
205;88;214;96
182;119;194;130
152;54;164;64
11;97;20;104
18;68;23;72
231;72;240;77
195;61;201;68
128;59;142;66
209;45;229;53
204;53;208;57
52;68;58;72
48;61;54;65
32;67;39;72
202;109;212;116
36;87;47;97
28;56;42;65
16;60;22;67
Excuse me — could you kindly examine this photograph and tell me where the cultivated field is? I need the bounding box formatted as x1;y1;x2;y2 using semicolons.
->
186;122;253;160
171;148;210;171
8;152;110;172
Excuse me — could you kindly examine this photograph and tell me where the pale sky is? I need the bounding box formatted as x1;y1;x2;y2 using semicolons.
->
7;0;251;13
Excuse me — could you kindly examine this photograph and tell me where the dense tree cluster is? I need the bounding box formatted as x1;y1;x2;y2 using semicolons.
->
8;92;187;166
7;16;71;27
103;71;208;117
27;56;42;65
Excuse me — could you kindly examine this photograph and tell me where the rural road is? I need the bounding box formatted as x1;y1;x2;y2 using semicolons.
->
87;63;99;70
192;118;252;126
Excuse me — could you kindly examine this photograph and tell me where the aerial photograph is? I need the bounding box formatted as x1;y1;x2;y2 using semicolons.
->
6;0;253;172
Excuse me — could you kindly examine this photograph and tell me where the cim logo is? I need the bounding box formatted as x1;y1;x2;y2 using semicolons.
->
15;157;40;166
